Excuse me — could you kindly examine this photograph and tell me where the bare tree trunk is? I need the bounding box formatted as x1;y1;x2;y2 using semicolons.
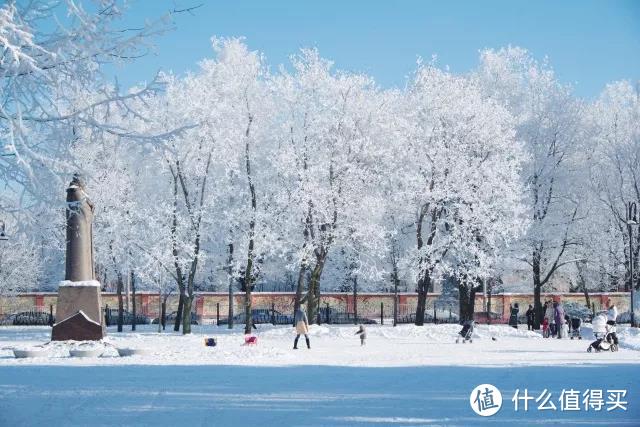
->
533;247;543;330
293;263;306;324
182;294;193;334
116;272;124;332
131;270;136;331
161;295;168;331
243;112;256;335
352;275;358;324
413;206;432;326
174;294;184;332
157;289;162;333
576;260;591;308
306;256;326;325
294;210;311;319
227;243;234;329
170;171;184;332
458;279;481;323
415;272;430;326
390;236;400;327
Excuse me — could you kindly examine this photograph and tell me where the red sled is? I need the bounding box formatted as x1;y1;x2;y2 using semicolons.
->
244;336;258;345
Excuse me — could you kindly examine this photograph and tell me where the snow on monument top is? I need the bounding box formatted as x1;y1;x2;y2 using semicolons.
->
59;280;101;288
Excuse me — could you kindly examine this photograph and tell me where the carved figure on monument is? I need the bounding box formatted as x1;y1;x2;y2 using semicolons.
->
52;174;105;341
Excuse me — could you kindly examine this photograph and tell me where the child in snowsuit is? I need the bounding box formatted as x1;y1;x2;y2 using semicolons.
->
542;317;550;338
560;318;569;339
355;324;366;346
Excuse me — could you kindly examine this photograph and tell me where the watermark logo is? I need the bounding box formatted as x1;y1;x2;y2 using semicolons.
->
470;383;502;416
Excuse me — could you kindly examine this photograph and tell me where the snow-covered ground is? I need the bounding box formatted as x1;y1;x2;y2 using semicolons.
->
1;323;638;367
0;324;639;425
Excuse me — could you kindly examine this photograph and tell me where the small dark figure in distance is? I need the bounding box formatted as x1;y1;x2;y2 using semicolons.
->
355;324;366;346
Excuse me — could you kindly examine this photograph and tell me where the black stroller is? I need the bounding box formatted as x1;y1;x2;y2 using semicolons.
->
456;320;474;343
569;318;582;340
587;328;618;352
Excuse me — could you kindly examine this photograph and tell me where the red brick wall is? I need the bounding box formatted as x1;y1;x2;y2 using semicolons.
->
0;292;630;321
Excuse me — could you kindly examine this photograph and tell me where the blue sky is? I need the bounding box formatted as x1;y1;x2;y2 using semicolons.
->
108;0;640;98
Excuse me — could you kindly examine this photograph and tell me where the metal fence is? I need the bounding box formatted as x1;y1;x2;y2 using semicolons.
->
0;306;54;326
395;303;459;324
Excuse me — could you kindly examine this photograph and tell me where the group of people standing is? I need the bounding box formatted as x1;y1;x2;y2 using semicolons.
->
509;300;569;338
511;300;569;337
509;300;621;342
541;300;568;338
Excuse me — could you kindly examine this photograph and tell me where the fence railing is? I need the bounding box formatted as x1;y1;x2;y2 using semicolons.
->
0;306;54;326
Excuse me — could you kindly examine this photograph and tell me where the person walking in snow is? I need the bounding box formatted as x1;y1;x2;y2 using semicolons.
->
607;302;619;346
293;307;310;349
545;300;556;337
554;301;565;339
607;302;618;325
355;324;367;346
526;304;535;331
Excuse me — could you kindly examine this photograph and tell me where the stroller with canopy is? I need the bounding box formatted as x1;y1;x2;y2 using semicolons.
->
456;320;474;343
587;313;618;352
569;317;582;340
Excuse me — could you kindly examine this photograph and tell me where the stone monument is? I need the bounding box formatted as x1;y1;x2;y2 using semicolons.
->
51;175;105;341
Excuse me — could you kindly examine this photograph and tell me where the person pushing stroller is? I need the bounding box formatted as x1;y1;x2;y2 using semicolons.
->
587;311;618;352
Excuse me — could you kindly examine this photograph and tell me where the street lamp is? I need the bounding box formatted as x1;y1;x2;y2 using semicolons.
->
626;202;638;327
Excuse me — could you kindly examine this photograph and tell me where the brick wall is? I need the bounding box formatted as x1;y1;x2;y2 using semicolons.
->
0;291;631;322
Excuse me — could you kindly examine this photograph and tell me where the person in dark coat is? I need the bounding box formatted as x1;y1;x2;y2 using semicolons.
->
509;303;519;329
525;305;535;331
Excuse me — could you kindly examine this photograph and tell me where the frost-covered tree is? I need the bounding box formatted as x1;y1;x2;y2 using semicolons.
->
270;49;390;323
0;0;184;217
0;223;42;296
474;47;584;327
397;63;527;325
586;81;640;295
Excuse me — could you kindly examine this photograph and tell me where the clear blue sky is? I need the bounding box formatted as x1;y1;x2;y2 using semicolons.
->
108;0;640;98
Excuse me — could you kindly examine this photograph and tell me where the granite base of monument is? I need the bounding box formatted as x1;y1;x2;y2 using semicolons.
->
51;281;105;341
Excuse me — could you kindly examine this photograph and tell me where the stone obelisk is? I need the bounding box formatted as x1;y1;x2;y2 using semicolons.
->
52;175;105;341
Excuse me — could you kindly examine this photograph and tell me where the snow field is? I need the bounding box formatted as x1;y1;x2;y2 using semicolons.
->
1;324;639;426
0;323;639;367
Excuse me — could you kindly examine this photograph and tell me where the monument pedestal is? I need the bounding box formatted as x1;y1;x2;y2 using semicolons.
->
51;280;105;341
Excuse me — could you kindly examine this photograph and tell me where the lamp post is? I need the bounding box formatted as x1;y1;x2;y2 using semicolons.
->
626;202;638;327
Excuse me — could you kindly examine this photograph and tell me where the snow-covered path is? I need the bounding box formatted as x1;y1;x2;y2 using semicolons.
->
0;324;639;426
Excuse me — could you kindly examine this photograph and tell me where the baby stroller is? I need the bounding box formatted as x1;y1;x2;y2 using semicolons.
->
569;318;582;340
456;320;474;343
587;313;618;352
